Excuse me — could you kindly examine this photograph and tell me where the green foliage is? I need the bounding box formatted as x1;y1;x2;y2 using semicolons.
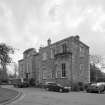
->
90;64;105;83
71;82;85;91
29;78;35;86
0;43;14;66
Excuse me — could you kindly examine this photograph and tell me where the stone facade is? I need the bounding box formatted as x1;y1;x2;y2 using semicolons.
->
18;48;40;84
18;35;90;86
38;36;90;86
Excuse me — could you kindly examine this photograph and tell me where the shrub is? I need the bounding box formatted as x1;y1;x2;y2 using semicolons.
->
78;82;84;91
29;78;35;86
71;83;80;91
71;82;85;91
84;83;91;90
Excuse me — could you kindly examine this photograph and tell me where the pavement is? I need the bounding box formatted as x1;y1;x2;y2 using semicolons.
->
0;85;22;105
1;85;105;105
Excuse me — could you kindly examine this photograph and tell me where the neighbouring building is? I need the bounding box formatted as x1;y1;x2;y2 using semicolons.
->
18;35;90;86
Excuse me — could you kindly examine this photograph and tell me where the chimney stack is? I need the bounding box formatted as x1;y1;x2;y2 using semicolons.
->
75;35;80;40
47;38;51;46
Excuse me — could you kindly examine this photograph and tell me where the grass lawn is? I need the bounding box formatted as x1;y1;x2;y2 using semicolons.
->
0;87;19;103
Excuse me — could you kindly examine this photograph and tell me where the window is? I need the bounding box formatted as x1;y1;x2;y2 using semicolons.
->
21;64;24;78
51;49;54;59
42;52;47;61
26;73;29;79
48;72;52;79
27;63;29;73
42;70;47;79
80;64;84;71
80;64;84;77
80;45;85;57
56;71;61;78
42;70;52;79
62;44;67;53
62;63;66;77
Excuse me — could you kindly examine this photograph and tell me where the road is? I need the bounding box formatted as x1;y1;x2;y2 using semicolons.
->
2;85;105;105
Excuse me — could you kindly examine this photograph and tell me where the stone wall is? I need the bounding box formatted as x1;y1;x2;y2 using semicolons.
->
39;36;90;85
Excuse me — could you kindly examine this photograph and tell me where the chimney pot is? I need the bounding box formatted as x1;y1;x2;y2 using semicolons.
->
75;35;80;40
47;38;51;46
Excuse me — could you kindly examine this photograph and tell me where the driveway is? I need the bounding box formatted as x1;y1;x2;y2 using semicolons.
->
3;85;105;105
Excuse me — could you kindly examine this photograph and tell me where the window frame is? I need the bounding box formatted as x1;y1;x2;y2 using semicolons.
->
80;45;85;57
62;43;67;53
61;63;66;78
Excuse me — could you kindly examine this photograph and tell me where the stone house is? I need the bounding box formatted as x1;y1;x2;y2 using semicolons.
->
39;36;90;86
18;35;90;86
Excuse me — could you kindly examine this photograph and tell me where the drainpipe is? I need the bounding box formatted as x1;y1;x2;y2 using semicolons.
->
71;53;73;89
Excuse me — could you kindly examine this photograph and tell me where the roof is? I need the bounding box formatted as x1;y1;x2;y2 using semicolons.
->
40;35;89;49
23;48;36;54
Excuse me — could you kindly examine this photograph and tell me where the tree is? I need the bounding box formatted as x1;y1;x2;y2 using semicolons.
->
90;64;104;82
0;43;14;81
0;43;14;65
90;55;105;82
90;64;96;82
90;55;103;64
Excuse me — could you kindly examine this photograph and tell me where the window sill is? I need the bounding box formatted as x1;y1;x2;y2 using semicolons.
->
55;77;67;79
61;77;67;78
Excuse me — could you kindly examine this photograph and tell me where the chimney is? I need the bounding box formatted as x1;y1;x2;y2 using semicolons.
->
47;38;51;46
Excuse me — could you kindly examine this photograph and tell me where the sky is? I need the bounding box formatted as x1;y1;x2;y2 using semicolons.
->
0;0;105;73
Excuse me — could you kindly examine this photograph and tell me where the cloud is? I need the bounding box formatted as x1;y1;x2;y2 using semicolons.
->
0;0;105;73
0;0;105;59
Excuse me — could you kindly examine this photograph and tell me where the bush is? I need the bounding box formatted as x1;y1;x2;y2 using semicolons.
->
71;83;80;91
84;83;91;90
78;82;84;91
71;82;85;91
36;83;44;88
29;78;35;86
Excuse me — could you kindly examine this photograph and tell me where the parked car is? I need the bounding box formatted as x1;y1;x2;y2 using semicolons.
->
44;82;71;92
86;82;105;93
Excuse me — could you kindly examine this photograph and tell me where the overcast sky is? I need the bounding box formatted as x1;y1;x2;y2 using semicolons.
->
0;0;105;73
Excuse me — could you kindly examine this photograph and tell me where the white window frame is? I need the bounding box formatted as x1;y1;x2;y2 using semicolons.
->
56;71;61;78
80;45;85;57
48;72;53;79
61;63;66;78
55;64;59;78
42;70;47;79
